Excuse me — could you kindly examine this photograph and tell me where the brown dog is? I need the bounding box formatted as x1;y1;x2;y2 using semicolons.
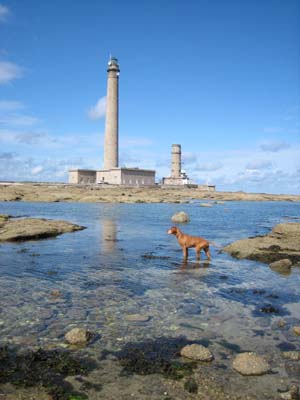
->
167;226;211;261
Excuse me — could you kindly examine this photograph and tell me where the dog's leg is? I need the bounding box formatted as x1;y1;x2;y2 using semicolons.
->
196;247;201;261
183;246;188;259
204;245;211;260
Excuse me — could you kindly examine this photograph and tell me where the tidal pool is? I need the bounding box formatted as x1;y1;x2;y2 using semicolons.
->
0;201;299;399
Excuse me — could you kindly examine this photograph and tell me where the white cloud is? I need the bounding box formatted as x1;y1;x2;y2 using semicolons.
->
0;114;38;127
259;140;290;152
0;4;10;22
0;62;23;85
182;152;197;165
246;160;273;170
15;132;47;145
0;100;24;111
120;136;153;147
87;96;106;120
263;127;282;134
195;161;223;171
31;165;43;175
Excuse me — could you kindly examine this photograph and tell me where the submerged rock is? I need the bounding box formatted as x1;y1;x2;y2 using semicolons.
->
278;319;287;328
180;344;213;361
223;223;300;264
279;385;299;400
125;314;150;322
171;211;190;223
282;351;300;361
0;216;85;242
292;326;300;336
232;352;270;376
269;259;292;274
65;328;91;345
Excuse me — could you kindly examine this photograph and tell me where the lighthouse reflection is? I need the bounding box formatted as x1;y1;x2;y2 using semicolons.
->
101;219;118;254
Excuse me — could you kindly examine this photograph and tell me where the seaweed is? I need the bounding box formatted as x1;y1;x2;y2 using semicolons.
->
109;337;198;380
0;346;97;399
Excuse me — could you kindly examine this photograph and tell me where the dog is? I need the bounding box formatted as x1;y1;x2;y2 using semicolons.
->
167;226;211;261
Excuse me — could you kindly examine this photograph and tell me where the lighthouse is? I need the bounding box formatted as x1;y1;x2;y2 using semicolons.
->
103;56;120;170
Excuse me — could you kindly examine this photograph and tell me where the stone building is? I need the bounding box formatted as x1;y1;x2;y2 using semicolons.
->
69;56;156;186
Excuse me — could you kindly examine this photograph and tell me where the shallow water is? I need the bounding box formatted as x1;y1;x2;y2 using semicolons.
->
0;201;300;399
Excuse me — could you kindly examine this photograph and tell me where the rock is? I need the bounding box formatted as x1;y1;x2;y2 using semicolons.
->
171;211;190;223
0;217;86;242
260;305;279;314
292;326;300;336
232;352;270;376
282;351;300;361
200;203;213;207
0;214;10;223
50;290;61;297
180;343;213;361
125;314;150;322
223;223;300;264
269;259;292;274
184;377;198;393
279;385;299;400
65;327;90;345
278;319;286;328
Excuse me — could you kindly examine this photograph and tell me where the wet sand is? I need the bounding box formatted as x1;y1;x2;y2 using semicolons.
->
0;182;299;203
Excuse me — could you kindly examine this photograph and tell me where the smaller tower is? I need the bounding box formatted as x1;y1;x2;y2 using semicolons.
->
171;144;181;178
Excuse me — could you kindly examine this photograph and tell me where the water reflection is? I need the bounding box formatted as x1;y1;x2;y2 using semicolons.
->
101;219;118;254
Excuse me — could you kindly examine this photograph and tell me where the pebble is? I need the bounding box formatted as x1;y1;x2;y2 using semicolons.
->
278;319;286;328
282;351;300;361
232;352;270;376
180;343;213;361
279;385;299;400
125;314;150;322
65;327;91;345
50;290;61;297
292;326;300;336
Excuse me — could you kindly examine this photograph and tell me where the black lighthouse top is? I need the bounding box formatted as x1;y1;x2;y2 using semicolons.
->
107;56;120;72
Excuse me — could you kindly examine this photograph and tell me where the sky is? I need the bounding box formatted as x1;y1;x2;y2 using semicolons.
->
0;0;299;194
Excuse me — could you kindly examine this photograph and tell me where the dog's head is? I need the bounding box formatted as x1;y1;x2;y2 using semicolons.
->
167;226;178;235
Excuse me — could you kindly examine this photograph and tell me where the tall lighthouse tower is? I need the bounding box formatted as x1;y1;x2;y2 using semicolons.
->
103;56;120;170
68;56;156;186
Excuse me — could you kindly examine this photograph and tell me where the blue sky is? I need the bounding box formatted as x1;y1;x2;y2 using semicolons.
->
0;0;299;193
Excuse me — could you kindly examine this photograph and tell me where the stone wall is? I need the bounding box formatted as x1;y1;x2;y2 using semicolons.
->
68;170;96;184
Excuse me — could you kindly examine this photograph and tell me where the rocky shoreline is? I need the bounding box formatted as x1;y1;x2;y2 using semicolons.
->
0;182;299;203
0;214;85;242
223;222;300;266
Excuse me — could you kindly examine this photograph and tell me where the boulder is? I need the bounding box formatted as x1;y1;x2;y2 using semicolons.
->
0;217;85;242
232;352;270;376
171;211;190;223
292;326;300;336
180;344;213;361
269;259;292;274
65;327;90;345
223;223;300;264
200;203;213;207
